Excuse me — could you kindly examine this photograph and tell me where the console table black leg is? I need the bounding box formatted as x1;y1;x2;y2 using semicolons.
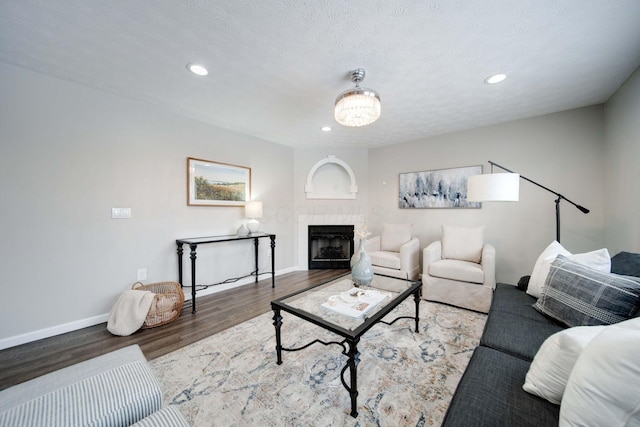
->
270;235;276;288
272;307;283;365
254;237;259;283
413;287;421;332
189;243;198;313
176;242;184;288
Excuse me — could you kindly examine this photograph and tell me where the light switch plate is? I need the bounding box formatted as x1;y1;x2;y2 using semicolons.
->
111;208;132;219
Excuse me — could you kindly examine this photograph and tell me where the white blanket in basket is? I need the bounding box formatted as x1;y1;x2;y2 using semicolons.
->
107;290;155;336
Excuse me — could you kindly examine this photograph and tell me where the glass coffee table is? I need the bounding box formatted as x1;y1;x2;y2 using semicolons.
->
271;273;422;417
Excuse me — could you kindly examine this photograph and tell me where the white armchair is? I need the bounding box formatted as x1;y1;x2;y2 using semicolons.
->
421;225;496;313
355;223;420;281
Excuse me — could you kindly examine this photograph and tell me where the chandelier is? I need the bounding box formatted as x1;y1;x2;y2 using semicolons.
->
334;68;381;127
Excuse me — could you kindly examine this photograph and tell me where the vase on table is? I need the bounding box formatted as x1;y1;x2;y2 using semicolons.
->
236;224;249;236
352;238;374;287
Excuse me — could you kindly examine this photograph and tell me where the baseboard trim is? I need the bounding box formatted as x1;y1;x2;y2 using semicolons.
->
0;313;110;351
0;267;299;350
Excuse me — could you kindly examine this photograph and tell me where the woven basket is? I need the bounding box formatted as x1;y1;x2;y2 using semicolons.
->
132;281;185;329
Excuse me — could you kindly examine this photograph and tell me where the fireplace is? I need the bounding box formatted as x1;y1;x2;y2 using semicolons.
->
308;225;354;269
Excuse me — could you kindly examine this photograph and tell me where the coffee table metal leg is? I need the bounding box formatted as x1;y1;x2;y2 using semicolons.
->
272;307;283;365
341;338;361;418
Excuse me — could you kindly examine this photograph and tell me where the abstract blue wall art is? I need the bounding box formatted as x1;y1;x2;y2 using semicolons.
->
399;165;482;209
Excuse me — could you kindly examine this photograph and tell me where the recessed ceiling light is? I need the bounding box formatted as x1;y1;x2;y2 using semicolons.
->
321;126;331;132
485;74;507;84
187;63;208;76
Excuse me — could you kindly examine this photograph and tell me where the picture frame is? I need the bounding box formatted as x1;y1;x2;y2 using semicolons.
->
399;165;482;209
187;157;251;206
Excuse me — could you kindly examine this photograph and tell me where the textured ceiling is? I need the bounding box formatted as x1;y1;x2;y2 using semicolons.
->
1;0;639;148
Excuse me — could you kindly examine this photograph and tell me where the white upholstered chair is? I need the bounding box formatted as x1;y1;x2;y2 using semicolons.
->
355;223;420;281
421;225;496;313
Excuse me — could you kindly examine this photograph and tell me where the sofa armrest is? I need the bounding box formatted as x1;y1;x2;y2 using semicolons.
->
481;243;496;289
0;345;162;426
400;237;420;274
0;345;149;411
131;406;190;427
422;240;442;271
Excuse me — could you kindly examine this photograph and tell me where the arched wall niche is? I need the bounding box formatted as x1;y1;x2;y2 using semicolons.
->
305;155;358;199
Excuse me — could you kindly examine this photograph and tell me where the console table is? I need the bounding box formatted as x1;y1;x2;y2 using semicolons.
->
176;233;276;313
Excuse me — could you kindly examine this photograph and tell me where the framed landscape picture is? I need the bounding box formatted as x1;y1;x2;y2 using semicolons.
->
187;157;251;206
399;165;482;209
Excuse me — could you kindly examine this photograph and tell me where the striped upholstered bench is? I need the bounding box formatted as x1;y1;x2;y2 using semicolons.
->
0;345;188;426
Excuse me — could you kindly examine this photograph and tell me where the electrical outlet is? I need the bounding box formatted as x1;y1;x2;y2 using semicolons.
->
112;208;132;219
137;268;147;281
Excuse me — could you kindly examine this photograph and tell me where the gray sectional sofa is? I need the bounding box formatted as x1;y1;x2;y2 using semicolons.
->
441;251;640;427
0;345;188;427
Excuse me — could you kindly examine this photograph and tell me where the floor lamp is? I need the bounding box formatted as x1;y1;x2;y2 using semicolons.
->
467;161;589;243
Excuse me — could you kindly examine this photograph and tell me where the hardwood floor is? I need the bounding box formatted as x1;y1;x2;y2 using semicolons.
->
0;269;349;391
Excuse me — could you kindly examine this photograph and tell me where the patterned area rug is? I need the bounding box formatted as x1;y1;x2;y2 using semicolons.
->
150;300;486;427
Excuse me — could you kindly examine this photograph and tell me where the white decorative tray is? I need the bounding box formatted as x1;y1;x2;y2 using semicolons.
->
321;287;389;319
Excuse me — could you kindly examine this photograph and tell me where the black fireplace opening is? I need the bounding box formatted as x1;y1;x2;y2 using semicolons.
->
308;225;355;269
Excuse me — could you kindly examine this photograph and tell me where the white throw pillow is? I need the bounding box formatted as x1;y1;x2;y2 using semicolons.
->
569;248;611;273
523;325;606;404
559;319;640;427
527;241;611;298
380;223;412;252
527;241;571;298
441;225;484;263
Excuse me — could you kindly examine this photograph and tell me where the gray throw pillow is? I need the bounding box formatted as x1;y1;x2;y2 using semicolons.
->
534;255;640;327
611;251;640;277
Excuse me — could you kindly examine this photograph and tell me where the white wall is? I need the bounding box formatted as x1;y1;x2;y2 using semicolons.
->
603;66;640;254
368;106;606;285
0;62;295;345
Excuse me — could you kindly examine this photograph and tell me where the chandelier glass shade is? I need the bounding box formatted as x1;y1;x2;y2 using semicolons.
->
334;68;381;127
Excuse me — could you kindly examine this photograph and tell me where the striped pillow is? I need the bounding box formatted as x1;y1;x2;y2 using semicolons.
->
0;361;162;427
534;255;640;327
131;406;190;427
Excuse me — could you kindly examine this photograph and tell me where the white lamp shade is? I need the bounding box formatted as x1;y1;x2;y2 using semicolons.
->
467;173;520;202
244;201;263;219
